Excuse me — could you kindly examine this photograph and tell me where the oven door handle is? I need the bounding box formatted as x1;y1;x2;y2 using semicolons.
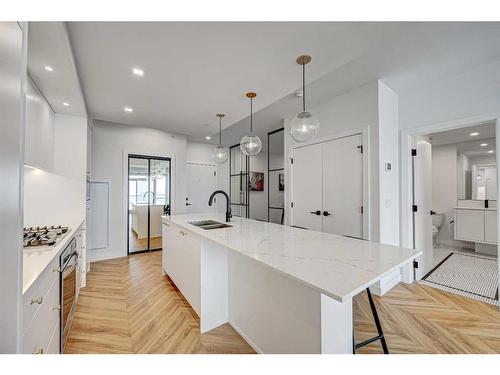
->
62;253;78;277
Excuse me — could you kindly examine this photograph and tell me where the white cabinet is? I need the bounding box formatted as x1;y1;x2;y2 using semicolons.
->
25;77;55;171
485;210;498;243
22;256;60;354
162;221;201;316
455;208;497;244
291;134;364;238
455;209;484;242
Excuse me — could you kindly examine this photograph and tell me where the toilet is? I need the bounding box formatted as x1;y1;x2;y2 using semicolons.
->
432;212;444;244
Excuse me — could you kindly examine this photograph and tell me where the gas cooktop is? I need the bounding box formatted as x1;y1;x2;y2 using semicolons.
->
23;225;70;249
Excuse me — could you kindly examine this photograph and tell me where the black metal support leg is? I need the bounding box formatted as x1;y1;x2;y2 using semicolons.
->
353;287;389;354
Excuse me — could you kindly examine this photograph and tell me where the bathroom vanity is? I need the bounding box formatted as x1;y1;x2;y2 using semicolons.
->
161;213;420;354
455;200;497;255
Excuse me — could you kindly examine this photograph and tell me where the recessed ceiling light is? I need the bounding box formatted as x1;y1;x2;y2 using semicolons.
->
470;132;479;136
488;150;495;154
205;136;211;140
480;143;488;147
44;65;54;72
124;106;133;113
63;102;69;107
132;68;144;77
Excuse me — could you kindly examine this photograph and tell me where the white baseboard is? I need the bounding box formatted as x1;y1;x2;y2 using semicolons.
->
229;321;263;354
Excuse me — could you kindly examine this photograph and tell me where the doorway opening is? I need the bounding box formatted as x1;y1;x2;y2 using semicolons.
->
127;154;171;255
410;121;498;305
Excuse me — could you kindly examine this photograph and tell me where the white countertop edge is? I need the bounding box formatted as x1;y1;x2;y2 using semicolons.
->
455;207;497;211
162;215;421;303
23;219;85;295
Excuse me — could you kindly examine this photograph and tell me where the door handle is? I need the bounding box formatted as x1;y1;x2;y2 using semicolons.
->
310;210;321;216
323;211;332;216
185;203;191;206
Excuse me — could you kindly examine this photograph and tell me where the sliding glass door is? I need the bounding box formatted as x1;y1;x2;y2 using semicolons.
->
128;155;171;254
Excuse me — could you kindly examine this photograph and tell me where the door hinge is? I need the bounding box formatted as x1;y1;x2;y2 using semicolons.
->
413;260;419;269
360;205;364;214
411;148;417;157
291;202;294;208
290;157;294;164
412;204;418;212
357;145;363;154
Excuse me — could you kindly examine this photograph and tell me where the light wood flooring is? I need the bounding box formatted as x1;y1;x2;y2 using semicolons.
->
66;252;500;354
128;229;162;252
65;251;253;353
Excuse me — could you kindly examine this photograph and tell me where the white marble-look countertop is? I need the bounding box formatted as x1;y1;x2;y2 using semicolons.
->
163;214;421;302
23;219;84;294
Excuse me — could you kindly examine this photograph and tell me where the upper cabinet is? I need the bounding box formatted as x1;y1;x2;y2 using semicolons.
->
25;77;55;171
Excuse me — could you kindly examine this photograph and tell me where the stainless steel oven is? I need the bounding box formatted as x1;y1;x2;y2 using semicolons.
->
60;238;78;352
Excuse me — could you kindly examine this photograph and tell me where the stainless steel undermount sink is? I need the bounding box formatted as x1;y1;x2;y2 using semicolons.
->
188;220;232;230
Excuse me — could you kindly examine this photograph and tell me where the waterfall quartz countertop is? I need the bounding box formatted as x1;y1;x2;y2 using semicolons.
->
23;219;84;294
163;214;421;302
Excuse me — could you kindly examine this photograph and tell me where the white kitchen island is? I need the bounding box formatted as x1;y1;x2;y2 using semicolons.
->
162;213;421;354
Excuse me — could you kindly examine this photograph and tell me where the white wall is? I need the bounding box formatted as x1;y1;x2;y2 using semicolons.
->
186;142;214;164
90;120;188;261
378;82;400;246
399;59;500;130
24;166;86;226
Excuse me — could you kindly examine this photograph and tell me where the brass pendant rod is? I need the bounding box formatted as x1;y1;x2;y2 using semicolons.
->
219;117;222;146
302;62;306;112
250;97;253;133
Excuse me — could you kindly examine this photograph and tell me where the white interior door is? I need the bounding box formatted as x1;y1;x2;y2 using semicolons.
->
186;163;217;214
322;134;363;238
291;144;323;231
413;137;434;280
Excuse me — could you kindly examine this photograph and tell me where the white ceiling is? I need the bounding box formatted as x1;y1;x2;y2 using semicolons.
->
52;22;500;144
429;121;496;157
27;22;87;117
217;22;500;147
66;22;414;137
428;121;496;146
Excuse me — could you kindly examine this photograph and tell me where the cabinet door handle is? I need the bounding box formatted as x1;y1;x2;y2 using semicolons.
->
31;296;43;305
323;211;332;216
180;231;187;236
310;210;321;216
33;348;44;354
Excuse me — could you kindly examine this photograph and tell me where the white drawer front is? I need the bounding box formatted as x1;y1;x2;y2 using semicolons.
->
23;275;60;354
47;319;61;354
23;256;59;333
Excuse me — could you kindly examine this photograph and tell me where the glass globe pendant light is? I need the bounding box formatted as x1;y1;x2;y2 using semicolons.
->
290;54;320;142
213;113;228;163
240;92;262;156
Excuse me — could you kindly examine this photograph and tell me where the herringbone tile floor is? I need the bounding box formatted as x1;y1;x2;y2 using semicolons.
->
65;251;500;354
